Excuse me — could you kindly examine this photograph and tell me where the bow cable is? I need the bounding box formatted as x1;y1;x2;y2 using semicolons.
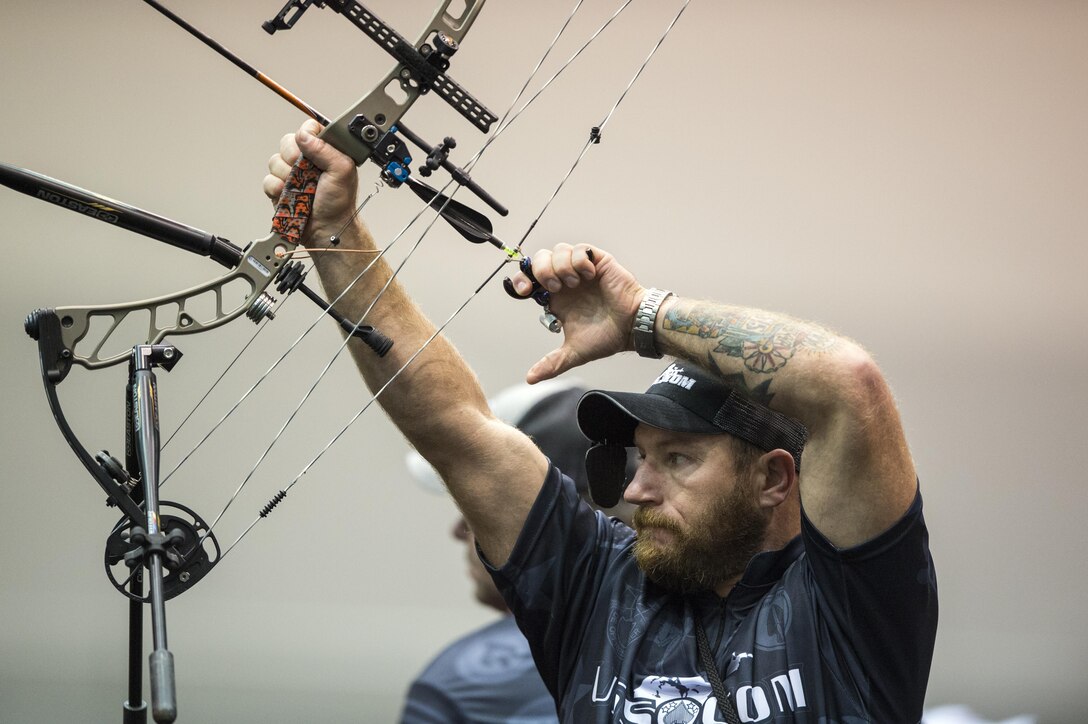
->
157;0;600;482
213;0;694;560
160;183;385;455
165;0;618;542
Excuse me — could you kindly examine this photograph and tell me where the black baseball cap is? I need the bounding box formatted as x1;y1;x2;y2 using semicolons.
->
577;362;808;506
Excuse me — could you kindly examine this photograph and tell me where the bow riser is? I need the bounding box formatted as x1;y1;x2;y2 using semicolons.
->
267;0;495;166
264;1;494;283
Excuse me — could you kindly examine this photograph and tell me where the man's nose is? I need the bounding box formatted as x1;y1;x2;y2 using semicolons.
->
623;465;658;506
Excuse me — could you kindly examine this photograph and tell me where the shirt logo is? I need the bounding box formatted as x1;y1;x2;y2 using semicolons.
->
591;668;809;722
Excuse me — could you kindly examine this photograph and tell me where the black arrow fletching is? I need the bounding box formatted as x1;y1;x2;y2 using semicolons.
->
406;177;498;246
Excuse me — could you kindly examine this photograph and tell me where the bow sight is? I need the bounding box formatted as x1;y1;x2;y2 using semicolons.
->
262;1;493;129
259;0;508;216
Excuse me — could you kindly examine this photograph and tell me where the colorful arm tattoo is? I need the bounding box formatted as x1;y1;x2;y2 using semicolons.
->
663;302;836;374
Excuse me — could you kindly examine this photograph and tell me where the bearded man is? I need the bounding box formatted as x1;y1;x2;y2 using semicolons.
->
265;120;937;723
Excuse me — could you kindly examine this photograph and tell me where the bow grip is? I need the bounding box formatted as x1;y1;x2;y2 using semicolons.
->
271;156;321;245
503;256;550;307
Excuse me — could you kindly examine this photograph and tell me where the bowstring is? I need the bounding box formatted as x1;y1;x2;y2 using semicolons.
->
513;0;694;253
165;0;598;492
190;0;610;550
195;183;462;542
213;0;693;561
159;185;388;488
459;0;634;176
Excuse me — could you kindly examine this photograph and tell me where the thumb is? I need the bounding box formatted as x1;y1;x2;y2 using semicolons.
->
296;122;354;179
526;344;583;384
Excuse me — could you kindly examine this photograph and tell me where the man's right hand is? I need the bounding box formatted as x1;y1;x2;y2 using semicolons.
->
510;243;646;384
263;119;362;251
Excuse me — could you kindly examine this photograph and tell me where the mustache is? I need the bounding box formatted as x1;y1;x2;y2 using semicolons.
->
633;507;682;534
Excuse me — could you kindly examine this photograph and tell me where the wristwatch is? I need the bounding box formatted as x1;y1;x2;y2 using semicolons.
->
632;288;673;358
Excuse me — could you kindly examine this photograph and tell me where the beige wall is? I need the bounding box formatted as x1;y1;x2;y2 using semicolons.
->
1;1;1084;721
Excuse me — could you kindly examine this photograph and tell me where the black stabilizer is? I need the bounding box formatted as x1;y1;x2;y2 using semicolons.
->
0;162;243;268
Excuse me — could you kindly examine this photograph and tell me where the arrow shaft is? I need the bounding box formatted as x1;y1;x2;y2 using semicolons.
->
142;0;330;126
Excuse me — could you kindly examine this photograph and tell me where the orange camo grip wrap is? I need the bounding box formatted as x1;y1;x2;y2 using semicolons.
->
271;155;320;245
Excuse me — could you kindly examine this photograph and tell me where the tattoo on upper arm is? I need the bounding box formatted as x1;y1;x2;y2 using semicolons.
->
712;360;778;406
664;304;836;373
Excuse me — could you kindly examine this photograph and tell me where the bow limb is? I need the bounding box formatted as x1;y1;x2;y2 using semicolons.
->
0;161;290;371
43;234;294;370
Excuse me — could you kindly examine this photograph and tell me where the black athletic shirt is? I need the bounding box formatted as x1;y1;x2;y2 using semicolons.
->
487;466;938;723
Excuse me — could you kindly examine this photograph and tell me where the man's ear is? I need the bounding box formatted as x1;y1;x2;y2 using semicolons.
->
756;449;797;508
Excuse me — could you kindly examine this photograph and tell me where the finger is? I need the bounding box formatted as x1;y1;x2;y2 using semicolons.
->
531;244;598;293
262;173;285;202
295;123;355;179
529;247;563;293
267;152;294;182
571;243;598;281
278;132;301;166
508;272;535;298
547;243;582;290
509;248;553;296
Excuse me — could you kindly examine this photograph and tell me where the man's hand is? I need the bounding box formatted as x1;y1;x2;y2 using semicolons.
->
263;119;361;249
509;243;644;383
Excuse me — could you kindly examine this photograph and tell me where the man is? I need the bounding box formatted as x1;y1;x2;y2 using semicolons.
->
265;120;937;722
400;380;633;723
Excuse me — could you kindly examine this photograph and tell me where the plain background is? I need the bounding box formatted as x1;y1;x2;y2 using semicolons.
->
1;1;1085;722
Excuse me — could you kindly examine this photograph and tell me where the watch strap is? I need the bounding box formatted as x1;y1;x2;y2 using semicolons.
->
632;288;673;358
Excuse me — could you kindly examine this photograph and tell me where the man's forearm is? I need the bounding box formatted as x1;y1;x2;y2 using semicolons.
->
655;297;848;419
655;294;916;546
308;220;486;460
261;123;546;563
307;219;545;563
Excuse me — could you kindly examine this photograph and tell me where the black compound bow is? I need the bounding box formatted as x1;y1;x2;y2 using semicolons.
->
4;1;692;721
9;2;501;721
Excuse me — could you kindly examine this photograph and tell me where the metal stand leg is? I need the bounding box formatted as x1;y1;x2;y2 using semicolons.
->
124;574;147;724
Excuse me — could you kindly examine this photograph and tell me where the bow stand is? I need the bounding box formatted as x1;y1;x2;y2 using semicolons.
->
10;1;502;721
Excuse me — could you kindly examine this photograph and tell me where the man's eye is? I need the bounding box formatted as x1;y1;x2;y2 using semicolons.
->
666;452;688;466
